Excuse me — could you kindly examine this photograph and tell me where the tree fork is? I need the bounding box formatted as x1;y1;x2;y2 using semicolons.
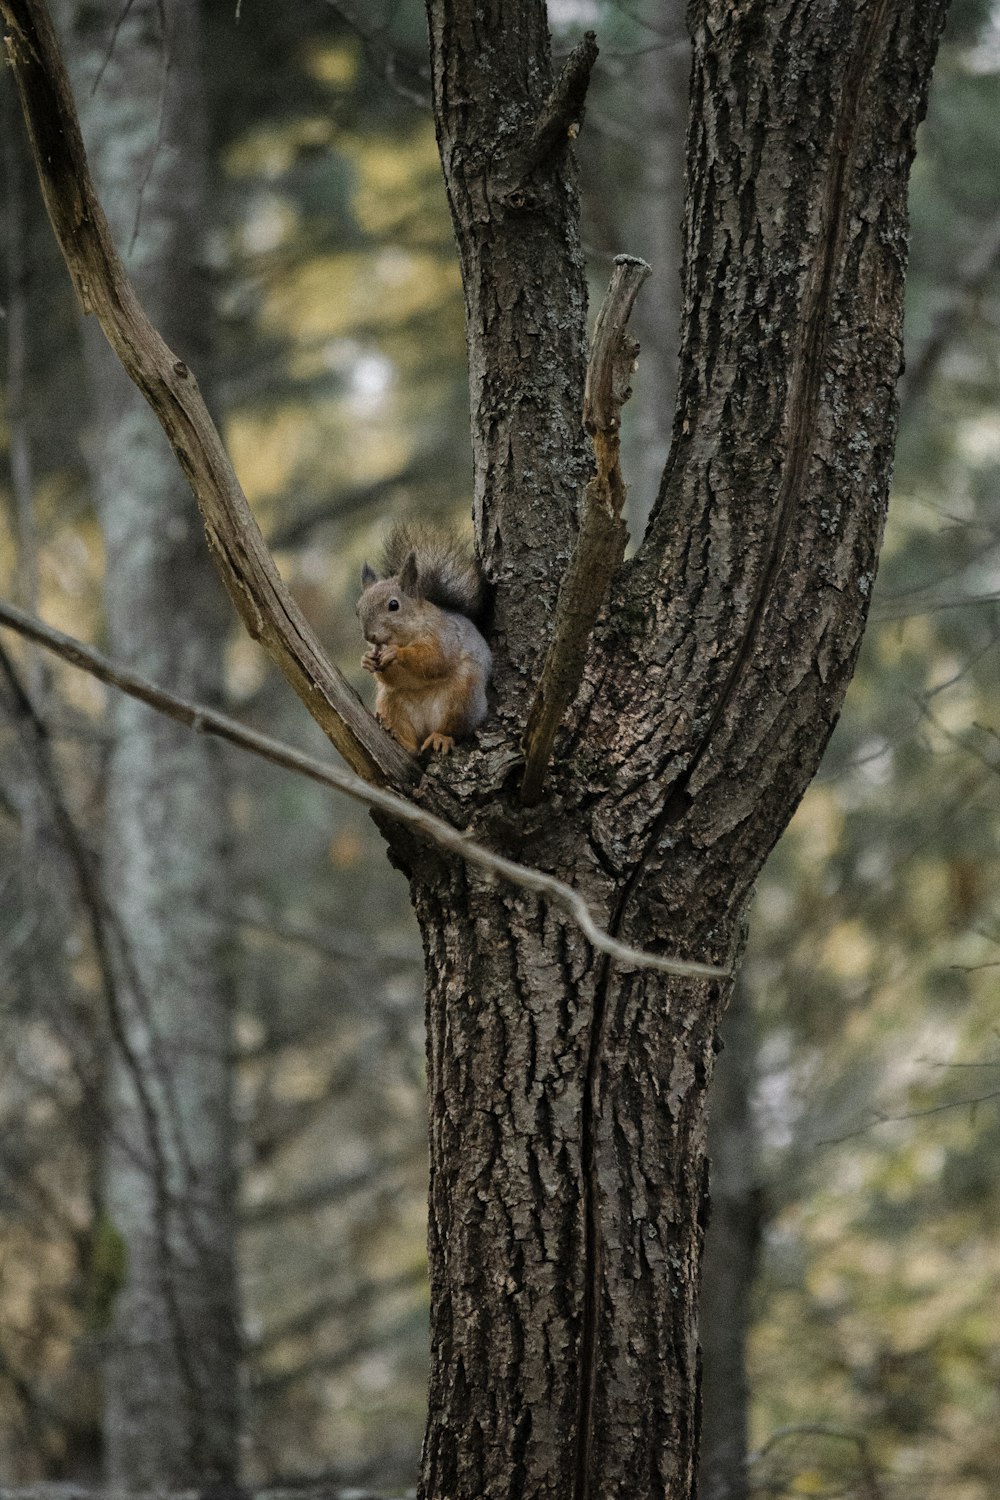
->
421;1;949;1497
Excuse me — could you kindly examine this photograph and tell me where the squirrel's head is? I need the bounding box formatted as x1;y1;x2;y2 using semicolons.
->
356;551;426;645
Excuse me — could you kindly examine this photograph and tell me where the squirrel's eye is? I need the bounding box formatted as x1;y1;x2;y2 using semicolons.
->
388;598;400;612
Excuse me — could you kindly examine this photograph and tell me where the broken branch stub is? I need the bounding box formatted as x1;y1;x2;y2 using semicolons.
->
520;254;650;805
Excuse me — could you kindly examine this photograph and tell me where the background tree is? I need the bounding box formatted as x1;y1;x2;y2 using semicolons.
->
57;0;241;1486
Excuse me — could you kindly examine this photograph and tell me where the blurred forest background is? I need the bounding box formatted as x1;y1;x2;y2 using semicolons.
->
1;0;999;1496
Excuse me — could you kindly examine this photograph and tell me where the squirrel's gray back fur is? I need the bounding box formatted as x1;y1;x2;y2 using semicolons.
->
381;523;487;626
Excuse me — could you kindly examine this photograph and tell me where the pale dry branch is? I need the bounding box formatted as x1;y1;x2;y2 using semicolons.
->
521;254;650;804
0;0;415;790
0;600;730;982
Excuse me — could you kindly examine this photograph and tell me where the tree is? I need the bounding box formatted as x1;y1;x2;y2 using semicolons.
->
1;0;950;1496
57;0;241;1486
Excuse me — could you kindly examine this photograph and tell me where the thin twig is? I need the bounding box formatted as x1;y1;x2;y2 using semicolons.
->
521;255;650;803
0;642;221;1422
750;1423;883;1500
0;0;415;791
0;600;730;981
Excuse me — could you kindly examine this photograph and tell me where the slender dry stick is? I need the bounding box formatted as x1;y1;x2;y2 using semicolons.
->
0;600;730;981
521;254;650;804
0;0;415;790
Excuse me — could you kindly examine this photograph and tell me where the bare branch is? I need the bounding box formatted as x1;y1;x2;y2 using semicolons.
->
266;459;440;551
528;30;599;169
521;254;650;804
0;600;730;981
0;641;225;1411
242;1154;407;1228
0;0;416;790
750;1424;883;1500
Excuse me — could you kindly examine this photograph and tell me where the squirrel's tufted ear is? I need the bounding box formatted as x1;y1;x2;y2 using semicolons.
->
361;562;377;589
398;551;419;595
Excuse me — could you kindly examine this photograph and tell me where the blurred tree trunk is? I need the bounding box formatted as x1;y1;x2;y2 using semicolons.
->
699;979;763;1500
61;0;240;1486
407;3;949;1497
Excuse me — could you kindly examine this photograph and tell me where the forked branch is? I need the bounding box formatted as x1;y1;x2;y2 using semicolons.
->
521;254;650;804
0;600;730;983
0;0;416;790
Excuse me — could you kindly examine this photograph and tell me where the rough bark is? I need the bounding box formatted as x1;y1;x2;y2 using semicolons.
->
61;0;240;1485
409;2;949;1497
424;1;595;708
699;980;763;1500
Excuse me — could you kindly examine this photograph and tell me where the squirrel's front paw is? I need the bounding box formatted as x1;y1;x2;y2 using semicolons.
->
421;732;455;755
362;644;397;673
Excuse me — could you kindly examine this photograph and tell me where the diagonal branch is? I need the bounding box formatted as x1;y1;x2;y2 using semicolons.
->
527;30;599;169
0;599;729;982
0;0;415;790
520;254;650;804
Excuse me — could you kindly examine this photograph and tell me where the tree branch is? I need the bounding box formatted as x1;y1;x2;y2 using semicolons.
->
0;600;729;982
521;254;649;803
526;30;599;171
0;0;415;790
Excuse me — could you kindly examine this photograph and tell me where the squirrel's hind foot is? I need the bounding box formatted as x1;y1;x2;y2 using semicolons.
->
421;732;455;755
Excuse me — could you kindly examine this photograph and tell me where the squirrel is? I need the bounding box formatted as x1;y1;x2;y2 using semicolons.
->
356;524;492;755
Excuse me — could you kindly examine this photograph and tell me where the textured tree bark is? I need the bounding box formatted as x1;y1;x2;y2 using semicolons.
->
698;980;763;1500
411;2;949;1497
60;0;240;1486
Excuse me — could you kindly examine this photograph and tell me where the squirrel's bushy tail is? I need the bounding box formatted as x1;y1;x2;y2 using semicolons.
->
381;522;487;626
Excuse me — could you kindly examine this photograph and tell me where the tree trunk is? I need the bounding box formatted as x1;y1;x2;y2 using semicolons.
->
413;2;949;1497
408;854;727;1500
61;0;241;1486
699;980;763;1500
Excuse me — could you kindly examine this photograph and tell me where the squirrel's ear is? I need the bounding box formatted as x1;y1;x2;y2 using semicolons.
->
361;562;377;590
398;551;419;595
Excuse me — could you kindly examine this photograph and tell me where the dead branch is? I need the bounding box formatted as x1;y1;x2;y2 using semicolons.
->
0;0;415;790
0;600;730;981
521;254;650;803
528;30;599;169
